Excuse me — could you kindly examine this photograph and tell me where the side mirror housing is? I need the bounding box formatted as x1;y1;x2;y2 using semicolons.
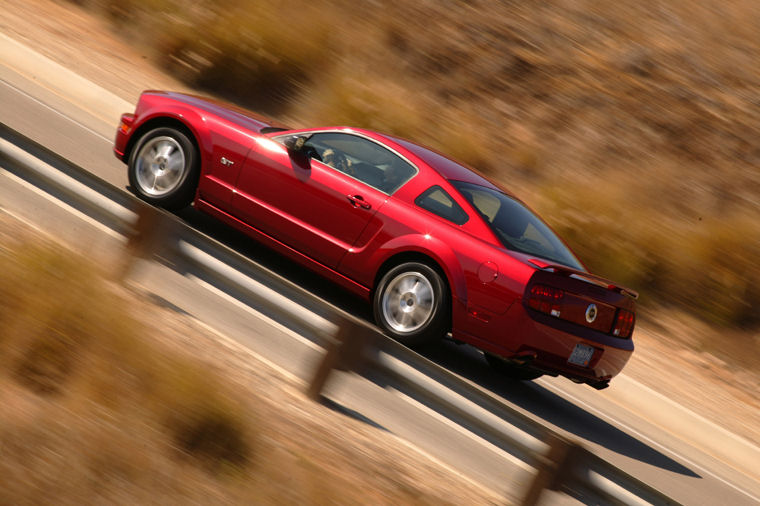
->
284;135;308;155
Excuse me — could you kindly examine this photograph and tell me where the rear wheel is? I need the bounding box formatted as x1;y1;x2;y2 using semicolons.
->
128;127;199;210
373;262;449;347
484;352;544;381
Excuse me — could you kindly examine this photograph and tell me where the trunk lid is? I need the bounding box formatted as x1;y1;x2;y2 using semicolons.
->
524;259;637;338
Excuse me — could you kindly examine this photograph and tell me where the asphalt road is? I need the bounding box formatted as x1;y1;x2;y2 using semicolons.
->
2;53;760;504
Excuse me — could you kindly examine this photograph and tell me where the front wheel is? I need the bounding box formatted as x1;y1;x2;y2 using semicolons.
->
127;127;199;211
373;262;449;347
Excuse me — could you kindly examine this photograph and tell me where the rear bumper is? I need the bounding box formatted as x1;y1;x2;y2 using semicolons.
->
488;302;633;382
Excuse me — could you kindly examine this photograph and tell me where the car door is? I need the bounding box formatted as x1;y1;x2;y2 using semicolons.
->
230;131;394;269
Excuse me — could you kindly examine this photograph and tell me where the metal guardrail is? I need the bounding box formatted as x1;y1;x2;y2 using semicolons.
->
0;122;679;505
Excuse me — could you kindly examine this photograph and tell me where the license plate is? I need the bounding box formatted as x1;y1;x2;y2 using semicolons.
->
568;343;594;367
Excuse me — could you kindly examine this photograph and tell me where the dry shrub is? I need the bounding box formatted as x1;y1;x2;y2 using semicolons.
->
114;0;337;113
0;394;168;504
0;242;254;494
296;72;426;137
676;214;760;327
68;0;340;111
0;244;99;387
542;180;760;328
151;357;253;472
428;105;544;179
14;326;79;394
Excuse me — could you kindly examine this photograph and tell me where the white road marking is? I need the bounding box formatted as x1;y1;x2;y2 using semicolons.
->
390;387;534;473
0;206;60;242
621;373;760;448
186;274;324;352
0;78;113;142
538;378;760;504
0;168;124;240
379;419;507;500
189;317;307;385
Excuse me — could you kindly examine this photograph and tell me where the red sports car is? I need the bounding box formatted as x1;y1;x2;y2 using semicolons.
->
114;91;637;389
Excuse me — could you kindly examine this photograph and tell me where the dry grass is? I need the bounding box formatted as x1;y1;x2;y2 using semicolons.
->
71;0;760;330
0;224;497;504
0;242;256;502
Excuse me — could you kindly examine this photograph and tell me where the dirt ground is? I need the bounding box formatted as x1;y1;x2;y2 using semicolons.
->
1;0;758;463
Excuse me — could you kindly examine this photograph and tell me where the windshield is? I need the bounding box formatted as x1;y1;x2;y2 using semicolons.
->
452;181;584;270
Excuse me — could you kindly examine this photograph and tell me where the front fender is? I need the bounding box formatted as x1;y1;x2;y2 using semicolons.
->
126;101;214;173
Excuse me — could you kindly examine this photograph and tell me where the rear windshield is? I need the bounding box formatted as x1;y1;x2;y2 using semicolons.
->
452;181;584;270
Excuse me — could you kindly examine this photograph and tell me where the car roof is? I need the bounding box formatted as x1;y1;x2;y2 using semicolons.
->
378;133;502;191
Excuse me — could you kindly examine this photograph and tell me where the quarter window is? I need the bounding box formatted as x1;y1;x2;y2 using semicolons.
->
453;181;583;270
415;186;469;225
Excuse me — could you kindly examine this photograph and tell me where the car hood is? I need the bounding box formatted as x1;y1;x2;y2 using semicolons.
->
143;90;291;134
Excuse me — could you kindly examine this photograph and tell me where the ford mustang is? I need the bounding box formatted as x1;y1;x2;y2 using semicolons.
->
114;91;637;389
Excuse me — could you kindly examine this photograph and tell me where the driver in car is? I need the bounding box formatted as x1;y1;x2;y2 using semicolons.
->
322;148;353;175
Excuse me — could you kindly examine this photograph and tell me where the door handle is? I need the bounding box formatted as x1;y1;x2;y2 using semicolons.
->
347;194;371;210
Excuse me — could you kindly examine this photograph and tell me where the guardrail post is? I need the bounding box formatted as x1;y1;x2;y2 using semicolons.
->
522;433;583;505
118;205;175;281
307;320;377;401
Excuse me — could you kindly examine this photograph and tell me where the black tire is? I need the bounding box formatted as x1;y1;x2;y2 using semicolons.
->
127;127;199;211
484;353;544;381
373;262;449;347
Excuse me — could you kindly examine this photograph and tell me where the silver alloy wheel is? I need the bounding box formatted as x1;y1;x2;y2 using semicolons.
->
134;136;187;196
381;271;435;333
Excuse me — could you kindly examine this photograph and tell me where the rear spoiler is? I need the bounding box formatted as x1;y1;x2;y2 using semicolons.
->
527;258;639;300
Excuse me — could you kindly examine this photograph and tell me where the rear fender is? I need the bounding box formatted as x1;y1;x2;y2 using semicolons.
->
370;234;468;305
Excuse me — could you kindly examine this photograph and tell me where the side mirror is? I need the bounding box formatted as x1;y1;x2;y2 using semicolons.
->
284;135;308;155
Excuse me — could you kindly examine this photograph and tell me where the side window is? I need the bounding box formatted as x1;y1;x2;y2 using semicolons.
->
279;132;417;194
415;186;469;225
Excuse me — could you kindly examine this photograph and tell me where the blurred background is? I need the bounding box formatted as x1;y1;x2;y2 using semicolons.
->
68;0;760;335
1;1;758;502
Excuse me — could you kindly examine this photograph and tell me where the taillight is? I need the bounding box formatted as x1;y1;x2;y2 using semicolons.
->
613;309;635;338
527;284;564;317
